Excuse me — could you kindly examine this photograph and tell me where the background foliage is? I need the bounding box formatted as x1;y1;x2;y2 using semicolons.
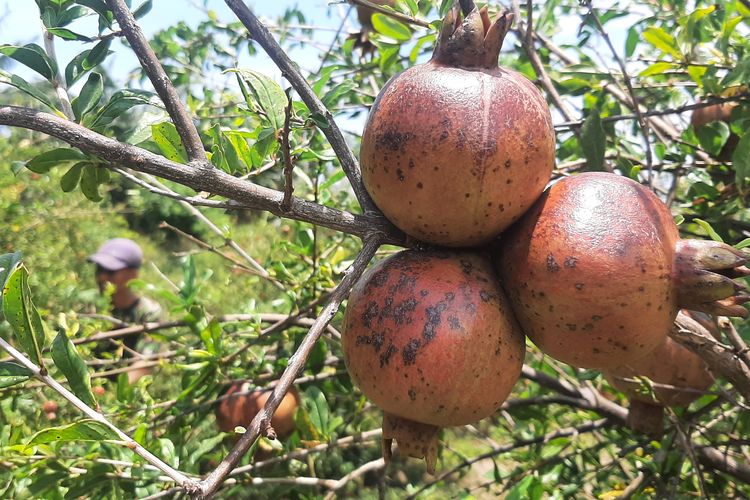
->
1;0;749;498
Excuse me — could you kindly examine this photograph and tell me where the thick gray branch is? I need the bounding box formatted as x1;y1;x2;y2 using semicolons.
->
0;105;404;245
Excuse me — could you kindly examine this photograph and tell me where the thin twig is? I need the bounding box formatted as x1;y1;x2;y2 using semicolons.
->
197;236;382;498
324;458;386;499
281;88;295;211
585;2;654;184
347;0;431;28
106;0;208;165
224;0;378;214
0;336;200;493
41;27;74;120
718;318;750;370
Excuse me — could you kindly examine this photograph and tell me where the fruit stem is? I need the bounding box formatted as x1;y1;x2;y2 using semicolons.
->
674;240;750;318
458;0;476;16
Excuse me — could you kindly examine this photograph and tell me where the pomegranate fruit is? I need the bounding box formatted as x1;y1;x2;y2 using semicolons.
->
496;172;749;369
360;6;555;246
603;310;715;436
216;383;300;440
342;249;525;472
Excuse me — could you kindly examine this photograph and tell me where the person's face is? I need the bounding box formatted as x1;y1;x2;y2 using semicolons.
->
95;266;137;293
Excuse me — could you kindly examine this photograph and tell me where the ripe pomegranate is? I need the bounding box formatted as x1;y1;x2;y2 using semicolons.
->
496;172;749;369
603;310;715;436
360;6;554;246
216;383;300;440
342;249;525;472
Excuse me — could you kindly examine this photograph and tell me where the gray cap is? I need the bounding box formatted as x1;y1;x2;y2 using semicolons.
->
88;238;143;271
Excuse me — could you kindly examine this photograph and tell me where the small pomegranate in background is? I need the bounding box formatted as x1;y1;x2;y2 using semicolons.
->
603;310;715;437
42;400;58;421
342;249;525;473
92;386;106;397
216;383;300;440
360;6;554;246
691;99;742;162
496;172;749;369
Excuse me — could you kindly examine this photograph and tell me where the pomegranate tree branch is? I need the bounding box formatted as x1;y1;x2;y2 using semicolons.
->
671;312;750;401
197;236;382;498
0;106;404;245
41;27;74;120
0;336;201;493
347;0;431;28
224;0;378;214
719;318;750;370
106;0;208;164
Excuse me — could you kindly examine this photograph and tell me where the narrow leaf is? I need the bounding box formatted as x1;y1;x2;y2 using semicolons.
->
733;132;750;187
642;27;681;59
371;13;412;42
0;44;56;81
580;110;606;171
303;386;330;440
80;165;103;202
51;328;96;407
151;122;188;163
2;267;46;367
0;71;61;114
230;69;288;130
26;148;86;174
27;420;118;446
46;28;93;42
0;362;33;389
72;72;103;122
693;219;724;243
60;163;85;192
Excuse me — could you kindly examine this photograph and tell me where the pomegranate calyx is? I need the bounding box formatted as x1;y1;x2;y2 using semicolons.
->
674;240;750;318
382;412;440;474
433;6;513;69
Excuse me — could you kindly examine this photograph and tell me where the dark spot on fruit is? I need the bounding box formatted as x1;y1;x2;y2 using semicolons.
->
582;323;593;331
480;290;491;302
465;193;471;198
362;301;379;328
356;331;385;352
409;159;415;169
423;301;448;342
564;257;577;268
377;130;412;152
402;339;421;365
566;323;577;332
504;159;511;169
380;343;397;367
417;182;423;189
638;286;645;292
396;169;405;181
593;348;600;354
439;130;449;142
546;254;560;272
408;388;417;401
460;260;473;275
506;179;512;184
591;315;602;321
393;298;418;325
575;283;585;290
371;270;388;287
448;316;461;330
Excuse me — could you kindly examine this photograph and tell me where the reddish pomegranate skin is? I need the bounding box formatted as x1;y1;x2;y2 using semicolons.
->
342;249;525;471
497;172;749;369
360;9;554;246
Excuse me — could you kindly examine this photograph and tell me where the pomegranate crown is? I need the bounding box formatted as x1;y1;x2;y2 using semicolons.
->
433;4;514;68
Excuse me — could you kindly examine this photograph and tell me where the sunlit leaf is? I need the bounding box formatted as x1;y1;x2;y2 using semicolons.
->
51;328;96;408
27;420;118;446
0;362;33;389
2;266;46;367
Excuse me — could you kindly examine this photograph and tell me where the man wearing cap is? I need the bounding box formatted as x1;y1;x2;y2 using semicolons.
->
88;238;163;346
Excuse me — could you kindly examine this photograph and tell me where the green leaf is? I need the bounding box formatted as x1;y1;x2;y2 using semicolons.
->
89;89;161;128
151;122;188;163
302;386;330;440
0;44;57;81
695;121;730;157
639;62;677;77
0;70;61;114
51;328;96;408
26;148;87;174
322;81;356;108
733;132;750;187
2;266;46;367
27;420;118;446
693;219;724;243
0;362;33;389
229;69;288;131
0;252;23;298
642;27;682;59
625;26;639;57
319;169;346;191
60;162;86;192
133;0;153;18
65;39;111;87
580;109;606;171
46;27;93;42
371;13;412;42
722;57;750;88
80;165;103;202
72;72;103;122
